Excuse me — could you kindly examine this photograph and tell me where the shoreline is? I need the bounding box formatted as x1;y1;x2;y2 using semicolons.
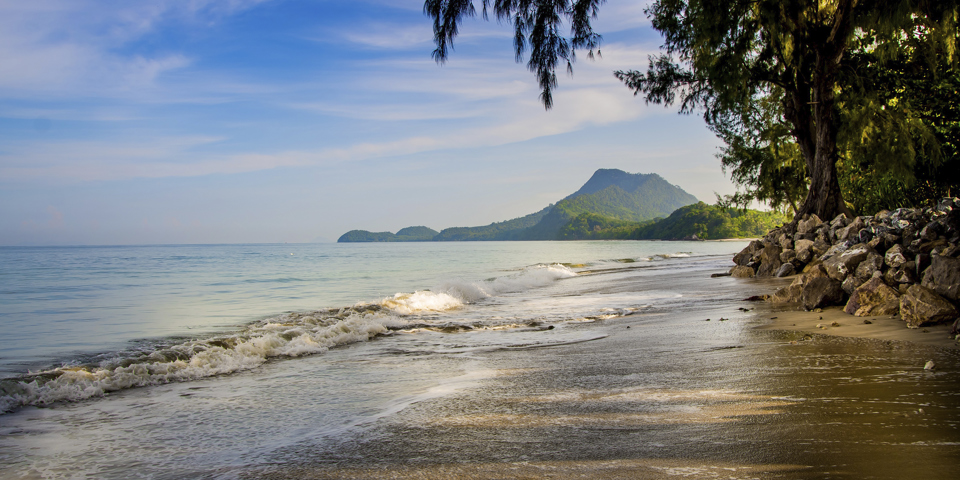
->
747;275;959;350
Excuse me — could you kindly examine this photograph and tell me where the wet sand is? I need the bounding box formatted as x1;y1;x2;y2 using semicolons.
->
246;272;960;480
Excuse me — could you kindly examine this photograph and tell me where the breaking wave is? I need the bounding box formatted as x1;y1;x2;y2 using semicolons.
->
0;264;578;413
0;306;397;414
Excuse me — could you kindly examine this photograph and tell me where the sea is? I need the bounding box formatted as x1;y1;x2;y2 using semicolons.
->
1;241;958;479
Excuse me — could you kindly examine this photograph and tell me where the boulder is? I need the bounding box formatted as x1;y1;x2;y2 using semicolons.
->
778;233;793;250
841;275;862;295
776;263;796;277
854;253;884;283
837;216;865;242
921;255;960;301
900;284;959;328
844;277;901;317
771;275;805;303
798;214;823;235
730;265;756;278
733;240;763;266
756;245;783;277
780;249;797;264
795;239;815;263
802;276;845;310
822;243;870;281
884;265;916;285
885;244;907;268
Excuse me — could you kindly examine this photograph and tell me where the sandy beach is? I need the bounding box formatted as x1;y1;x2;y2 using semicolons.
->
244;271;960;480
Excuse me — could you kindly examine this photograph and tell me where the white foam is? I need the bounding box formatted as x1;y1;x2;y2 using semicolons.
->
439;263;576;302
0;311;394;413
380;291;464;314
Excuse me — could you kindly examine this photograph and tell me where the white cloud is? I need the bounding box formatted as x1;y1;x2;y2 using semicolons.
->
0;0;267;97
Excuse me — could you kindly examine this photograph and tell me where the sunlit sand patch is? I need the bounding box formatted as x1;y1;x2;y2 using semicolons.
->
266;459;811;479
511;387;777;404
428;401;793;428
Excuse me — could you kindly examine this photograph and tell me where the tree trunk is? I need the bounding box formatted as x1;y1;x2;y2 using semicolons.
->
795;70;851;221
792;0;856;222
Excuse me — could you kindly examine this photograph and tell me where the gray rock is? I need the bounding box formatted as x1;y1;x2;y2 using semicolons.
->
730;265;756;278
771;275;805;303
802;276;845;310
900;284;959;328
885;244;907;268
837;216;865;242
776;263;796;277
822;243;870;281
855;253;884;282
795;239;815;263
756;244;783;277
780;249;797;264
798;214;823;235
921;255;960;301
844;277;900;317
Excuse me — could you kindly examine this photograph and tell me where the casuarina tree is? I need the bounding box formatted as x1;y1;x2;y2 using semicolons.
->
424;0;959;221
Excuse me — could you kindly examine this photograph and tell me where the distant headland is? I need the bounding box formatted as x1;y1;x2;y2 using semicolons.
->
338;169;787;242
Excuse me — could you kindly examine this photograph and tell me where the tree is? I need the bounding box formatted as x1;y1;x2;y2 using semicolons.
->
424;0;959;222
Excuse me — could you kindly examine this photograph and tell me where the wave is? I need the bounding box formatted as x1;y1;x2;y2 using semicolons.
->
379;263;577;313
0;264;578;413
0;306;398;413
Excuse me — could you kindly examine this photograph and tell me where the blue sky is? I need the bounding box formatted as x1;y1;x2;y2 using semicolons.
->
0;0;732;245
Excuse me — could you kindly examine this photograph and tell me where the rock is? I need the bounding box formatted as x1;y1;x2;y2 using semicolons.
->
802;276;845;310
900;284;959;328
730;265;756;278
733;240;763;266
822;243;870;281
770;274;805;303
778;233;793;250
884;265;916;285
837;216;865;242
798;214;823;235
795;239;815;263
925;360;936;370
841;275;862;295
776;263;796;277
844;277;901;317
921;255;960;301
780;249;797;264
885;244;907;268
855;253;884;283
755;244;783;277
830;213;850;229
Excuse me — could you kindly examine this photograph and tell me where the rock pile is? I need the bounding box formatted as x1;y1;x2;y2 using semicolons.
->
731;197;960;329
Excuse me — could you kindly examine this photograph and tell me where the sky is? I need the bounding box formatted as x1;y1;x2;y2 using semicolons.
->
0;0;734;245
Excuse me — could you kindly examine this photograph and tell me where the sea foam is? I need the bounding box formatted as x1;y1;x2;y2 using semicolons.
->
0;307;395;413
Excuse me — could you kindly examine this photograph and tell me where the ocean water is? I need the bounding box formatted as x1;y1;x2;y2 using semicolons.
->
1;241;958;479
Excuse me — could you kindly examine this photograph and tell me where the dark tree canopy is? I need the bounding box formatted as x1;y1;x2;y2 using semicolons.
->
424;0;605;108
424;0;960;222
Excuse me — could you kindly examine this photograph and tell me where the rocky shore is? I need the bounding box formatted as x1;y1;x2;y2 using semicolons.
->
730;198;960;336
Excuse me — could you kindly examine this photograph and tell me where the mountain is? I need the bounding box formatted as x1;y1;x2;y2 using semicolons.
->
337;226;438;243
338;169;702;242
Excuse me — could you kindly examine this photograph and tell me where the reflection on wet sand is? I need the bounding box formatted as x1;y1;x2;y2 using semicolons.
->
274;459;811;479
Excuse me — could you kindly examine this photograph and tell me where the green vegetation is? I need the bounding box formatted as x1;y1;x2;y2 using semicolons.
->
432;206;552;241
337;226;438;243
424;1;960;220
558;202;788;241
633;202;788;240
340;169;783;242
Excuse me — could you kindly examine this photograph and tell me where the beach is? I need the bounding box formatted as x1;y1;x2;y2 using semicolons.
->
1;242;958;479
246;267;960;479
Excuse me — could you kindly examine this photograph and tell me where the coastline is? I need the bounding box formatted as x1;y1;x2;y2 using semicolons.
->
245;265;960;480
745;275;959;349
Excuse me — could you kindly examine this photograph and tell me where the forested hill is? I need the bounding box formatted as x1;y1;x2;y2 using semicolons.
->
339;168;717;242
